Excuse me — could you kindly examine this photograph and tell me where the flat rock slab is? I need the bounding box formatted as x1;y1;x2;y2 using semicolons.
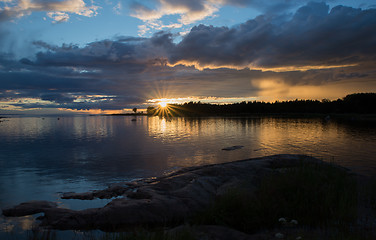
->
2;201;57;217
1;154;321;231
61;185;130;200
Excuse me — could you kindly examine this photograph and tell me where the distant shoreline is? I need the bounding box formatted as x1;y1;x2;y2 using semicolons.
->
108;112;376;122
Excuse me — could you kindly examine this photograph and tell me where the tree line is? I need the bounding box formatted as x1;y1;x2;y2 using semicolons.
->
147;93;376;117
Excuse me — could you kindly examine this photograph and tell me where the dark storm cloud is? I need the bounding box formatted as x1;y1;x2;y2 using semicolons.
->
40;93;76;103
8;2;376;73
27;33;172;71
1;2;376;111
169;2;376;70
0;32;174;110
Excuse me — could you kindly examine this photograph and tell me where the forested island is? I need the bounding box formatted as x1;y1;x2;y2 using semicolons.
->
146;93;376;117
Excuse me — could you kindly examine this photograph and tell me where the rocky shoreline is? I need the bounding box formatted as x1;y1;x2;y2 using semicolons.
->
1;154;328;231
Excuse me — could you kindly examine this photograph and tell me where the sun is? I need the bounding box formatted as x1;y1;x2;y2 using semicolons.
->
159;101;168;108
151;99;181;117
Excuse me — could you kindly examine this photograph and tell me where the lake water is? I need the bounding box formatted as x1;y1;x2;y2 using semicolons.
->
1;115;376;237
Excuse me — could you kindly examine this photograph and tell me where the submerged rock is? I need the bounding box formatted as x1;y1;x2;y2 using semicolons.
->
221;145;244;151
1;154;321;231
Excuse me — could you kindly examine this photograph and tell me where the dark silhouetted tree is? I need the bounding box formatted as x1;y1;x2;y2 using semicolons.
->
147;106;156;115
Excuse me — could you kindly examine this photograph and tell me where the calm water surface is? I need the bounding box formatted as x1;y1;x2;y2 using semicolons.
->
0;115;375;236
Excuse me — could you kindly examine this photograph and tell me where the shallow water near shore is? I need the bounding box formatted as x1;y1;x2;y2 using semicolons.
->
0;115;376;238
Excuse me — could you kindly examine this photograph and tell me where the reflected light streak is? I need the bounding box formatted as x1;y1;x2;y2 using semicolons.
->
147;116;199;142
0;215;36;233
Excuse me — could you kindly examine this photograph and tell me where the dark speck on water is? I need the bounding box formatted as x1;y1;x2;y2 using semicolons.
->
222;145;244;151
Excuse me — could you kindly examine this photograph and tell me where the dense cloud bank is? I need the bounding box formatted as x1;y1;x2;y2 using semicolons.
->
0;2;375;112
170;2;376;70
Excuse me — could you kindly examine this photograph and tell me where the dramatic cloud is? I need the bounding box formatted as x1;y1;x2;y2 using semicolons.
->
0;0;99;22
129;0;342;35
0;33;174;111
1;2;376;113
130;0;220;35
169;2;376;71
130;0;219;23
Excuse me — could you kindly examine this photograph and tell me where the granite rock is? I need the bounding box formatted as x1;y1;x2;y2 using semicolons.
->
2;154;320;230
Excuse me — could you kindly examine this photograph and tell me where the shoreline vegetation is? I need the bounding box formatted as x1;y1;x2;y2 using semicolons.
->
2;154;376;239
137;93;376;120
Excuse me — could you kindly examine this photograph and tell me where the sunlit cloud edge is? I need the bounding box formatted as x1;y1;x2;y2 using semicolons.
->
167;60;358;72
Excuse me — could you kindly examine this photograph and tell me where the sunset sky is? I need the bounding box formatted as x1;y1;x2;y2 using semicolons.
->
0;0;375;114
